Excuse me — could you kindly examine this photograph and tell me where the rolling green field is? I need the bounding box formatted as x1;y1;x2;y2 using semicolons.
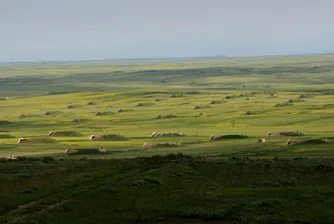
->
1;54;334;223
1;54;334;158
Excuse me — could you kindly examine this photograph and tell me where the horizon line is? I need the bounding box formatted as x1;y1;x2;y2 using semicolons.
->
1;52;333;64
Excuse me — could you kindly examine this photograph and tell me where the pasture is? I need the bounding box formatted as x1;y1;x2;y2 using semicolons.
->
1;54;334;223
1;54;334;158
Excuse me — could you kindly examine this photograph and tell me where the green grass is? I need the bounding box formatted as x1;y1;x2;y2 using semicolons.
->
1;155;334;224
98;134;128;141
1;54;334;223
1;54;334;158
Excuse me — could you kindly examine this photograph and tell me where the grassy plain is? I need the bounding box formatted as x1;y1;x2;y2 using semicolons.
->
1;54;334;158
1;54;334;223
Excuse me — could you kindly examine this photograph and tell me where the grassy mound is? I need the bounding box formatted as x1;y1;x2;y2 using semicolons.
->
0;120;11;125
154;142;181;148
323;104;334;109
244;111;256;115
0;134;15;139
194;105;212;109
185;91;201;94
71;148;107;155
136;102;155;107
43;111;63;116
49;131;83;137
144;142;182;148
210;134;249;141
293;98;306;103
274;103;293;107
118;108;135;113
156;114;178;119
95;111;114;116
290;138;331;146
280;132;304;136
19;138;56;144
170;94;184;98
100;134;128;141
221;134;249;139
152;132;184;137
305;138;331;144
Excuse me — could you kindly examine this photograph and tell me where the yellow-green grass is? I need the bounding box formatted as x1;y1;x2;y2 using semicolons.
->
1;54;334;158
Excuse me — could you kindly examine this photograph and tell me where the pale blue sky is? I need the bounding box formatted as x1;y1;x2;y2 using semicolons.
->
1;0;334;62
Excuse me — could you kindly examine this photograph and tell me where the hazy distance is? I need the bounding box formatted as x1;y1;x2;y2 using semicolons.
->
1;0;334;62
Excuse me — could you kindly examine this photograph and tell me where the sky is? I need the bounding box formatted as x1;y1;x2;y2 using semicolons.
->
0;0;334;62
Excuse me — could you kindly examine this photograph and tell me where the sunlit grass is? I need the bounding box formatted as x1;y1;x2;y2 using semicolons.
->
1;54;334;158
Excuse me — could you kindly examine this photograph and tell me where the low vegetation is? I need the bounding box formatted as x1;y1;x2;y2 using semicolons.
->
1;154;334;223
1;54;334;223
